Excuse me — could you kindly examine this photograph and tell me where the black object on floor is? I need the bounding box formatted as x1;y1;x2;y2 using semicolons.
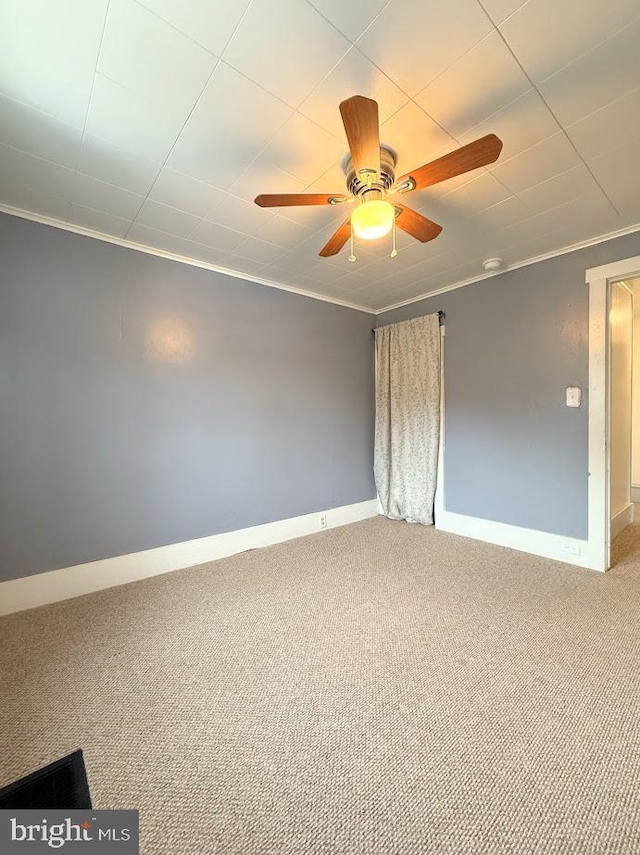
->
0;749;92;809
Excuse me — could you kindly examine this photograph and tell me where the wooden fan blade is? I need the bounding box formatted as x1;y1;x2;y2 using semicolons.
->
396;134;503;192
339;96;380;177
255;193;347;207
395;205;442;243
319;218;351;257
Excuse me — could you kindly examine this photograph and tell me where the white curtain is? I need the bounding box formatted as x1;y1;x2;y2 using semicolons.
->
374;314;441;525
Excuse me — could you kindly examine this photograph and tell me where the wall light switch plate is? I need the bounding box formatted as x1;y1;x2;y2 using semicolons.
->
566;387;581;407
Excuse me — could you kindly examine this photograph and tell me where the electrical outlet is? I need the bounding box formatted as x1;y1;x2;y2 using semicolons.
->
561;541;581;556
319;514;327;530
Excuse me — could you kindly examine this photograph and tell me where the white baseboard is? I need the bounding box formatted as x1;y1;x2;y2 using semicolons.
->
631;485;640;503
0;499;379;617
435;507;603;572
611;502;634;540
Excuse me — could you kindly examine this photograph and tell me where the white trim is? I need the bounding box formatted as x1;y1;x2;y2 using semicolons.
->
378;221;640;315
611;502;634;540
587;271;610;572
433;321;598;570
435;507;601;571
434;323;445;521
4;202;640;317
586;256;640;284
0;499;379;617
587;255;640;572
0;204;372;315
631;485;640;503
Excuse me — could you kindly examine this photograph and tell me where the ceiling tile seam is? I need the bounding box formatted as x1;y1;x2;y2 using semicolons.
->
122;0;264;239
74;0;112;173
291;25;458;147
180;217;246;247
566;83;640;146
518;106;621;218
181;211;284;250
354;5;498;97
167;0;295;219
212;100;352;218
392;99;458;151
346;240;456;283
411;22;500;99
433;86;540;183
486;130;568;174
509;166;605;214
3;181;72;217
534;12;640;89
147;173;279;222
122;59;226;239
291;109;350;146
298;158;345;198
223;249;268;266
375;220;640;314
77;129;163;175
67;199;131;224
0;90;84;136
489;194;583;233
368;250;460;289
486;0;531;27
306;0;392;43
182;200;271;242
222;6;354;113
379;81;518;200
351;71;457;149
422;85;549;202
297;0;356;48
476;0;622;217
175;60;303;214
131;0;224;59
293;40;408;136
395;126;513;215
0;139;138;202
470;194;522;221
294;44;357;110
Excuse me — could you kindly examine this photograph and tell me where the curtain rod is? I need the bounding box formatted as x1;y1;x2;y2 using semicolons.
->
372;310;445;334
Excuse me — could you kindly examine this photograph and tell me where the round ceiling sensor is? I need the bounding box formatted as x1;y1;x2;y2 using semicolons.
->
483;257;503;271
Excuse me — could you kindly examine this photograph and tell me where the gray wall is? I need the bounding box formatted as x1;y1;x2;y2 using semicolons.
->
378;230;640;540
0;213;376;582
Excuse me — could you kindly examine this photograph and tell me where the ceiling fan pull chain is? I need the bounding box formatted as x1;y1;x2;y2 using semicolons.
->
349;226;356;262
390;217;398;258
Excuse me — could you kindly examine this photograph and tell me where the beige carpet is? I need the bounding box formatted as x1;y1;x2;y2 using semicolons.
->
1;518;640;854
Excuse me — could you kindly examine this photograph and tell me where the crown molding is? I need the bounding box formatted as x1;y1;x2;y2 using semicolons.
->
0;204;374;316
5;203;640;318
375;220;640;315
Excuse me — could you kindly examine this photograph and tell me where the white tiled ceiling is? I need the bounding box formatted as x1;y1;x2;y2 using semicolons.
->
1;0;640;312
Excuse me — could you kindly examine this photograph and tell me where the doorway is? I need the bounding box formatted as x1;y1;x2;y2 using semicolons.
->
587;256;640;571
609;280;634;544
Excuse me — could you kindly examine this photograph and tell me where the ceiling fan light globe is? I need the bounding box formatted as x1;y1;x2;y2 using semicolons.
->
351;200;395;241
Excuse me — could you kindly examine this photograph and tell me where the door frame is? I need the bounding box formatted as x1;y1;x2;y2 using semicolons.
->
587;255;640;571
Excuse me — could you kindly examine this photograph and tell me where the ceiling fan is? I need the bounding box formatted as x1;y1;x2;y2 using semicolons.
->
254;95;503;260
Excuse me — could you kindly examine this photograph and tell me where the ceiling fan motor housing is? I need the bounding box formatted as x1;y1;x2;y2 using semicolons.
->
344;145;397;198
